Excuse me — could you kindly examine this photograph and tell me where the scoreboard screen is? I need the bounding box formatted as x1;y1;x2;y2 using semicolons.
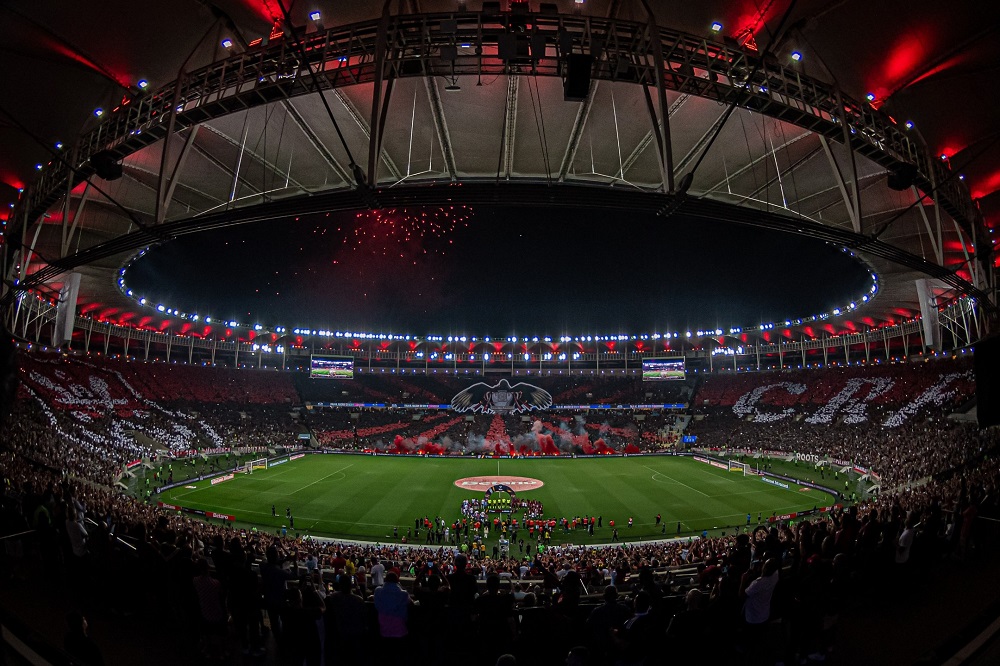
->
309;355;354;380
642;358;685;381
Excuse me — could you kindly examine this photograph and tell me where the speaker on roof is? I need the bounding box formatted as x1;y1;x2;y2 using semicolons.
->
52;272;81;348
975;335;1000;429
887;163;917;191
90;150;123;181
564;53;593;101
0;319;16;423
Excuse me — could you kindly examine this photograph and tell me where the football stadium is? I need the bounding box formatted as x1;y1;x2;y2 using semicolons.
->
1;1;999;665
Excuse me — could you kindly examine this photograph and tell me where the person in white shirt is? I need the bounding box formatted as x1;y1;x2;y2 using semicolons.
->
742;558;780;625
740;558;781;664
370;558;386;588
65;508;89;559
897;514;918;564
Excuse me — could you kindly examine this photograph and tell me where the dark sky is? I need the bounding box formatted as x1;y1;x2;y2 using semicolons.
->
125;205;873;336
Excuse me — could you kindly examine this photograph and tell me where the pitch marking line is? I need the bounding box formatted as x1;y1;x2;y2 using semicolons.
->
642;465;709;497
287;463;354;495
173;502;396;529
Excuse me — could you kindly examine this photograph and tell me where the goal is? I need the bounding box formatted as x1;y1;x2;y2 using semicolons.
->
728;460;750;476
244;458;268;474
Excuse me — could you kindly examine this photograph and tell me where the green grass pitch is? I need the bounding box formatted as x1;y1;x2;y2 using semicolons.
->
159;454;834;544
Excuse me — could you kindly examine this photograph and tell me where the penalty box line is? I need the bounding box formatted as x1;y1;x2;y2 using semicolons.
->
287;463;355;496
642;465;710;497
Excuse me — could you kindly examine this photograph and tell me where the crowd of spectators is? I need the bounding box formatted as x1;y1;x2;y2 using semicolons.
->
2;415;997;664
2;352;997;664
308;409;681;454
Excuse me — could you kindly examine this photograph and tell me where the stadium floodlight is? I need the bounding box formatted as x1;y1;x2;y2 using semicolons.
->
35;164;43;170
711;22;723;32
156;305;165;312
137;79;149;89
905;121;914;129
866;92;876;102
940;153;949;161
791;51;802;61
55;142;63;149
94;108;104;117
309;11;321;21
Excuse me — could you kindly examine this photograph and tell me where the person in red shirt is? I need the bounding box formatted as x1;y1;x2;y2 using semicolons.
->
331;551;347;572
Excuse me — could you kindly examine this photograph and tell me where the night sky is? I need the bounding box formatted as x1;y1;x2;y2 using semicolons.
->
125;206;873;336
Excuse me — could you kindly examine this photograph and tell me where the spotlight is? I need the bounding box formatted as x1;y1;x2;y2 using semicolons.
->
55;142;63;149
94;108;104;117
35;164;42;170
222;39;233;49
711;22;723;32
959;174;965;180
865;92;875;102
791;51;802;61
940;153;949;161
137;79;149;89
309;11;321;21
905;121;914;129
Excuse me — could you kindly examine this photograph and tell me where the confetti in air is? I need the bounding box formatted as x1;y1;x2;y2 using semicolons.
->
344;206;471;258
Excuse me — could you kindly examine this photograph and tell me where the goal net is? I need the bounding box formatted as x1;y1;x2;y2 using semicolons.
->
244;458;268;474
728;460;750;476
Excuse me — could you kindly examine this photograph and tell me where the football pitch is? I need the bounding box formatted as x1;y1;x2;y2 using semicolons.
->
159;454;834;544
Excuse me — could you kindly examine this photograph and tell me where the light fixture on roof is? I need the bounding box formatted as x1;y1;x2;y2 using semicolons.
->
791;51;802;61
309;11;321;21
940;153;949;161
55;142;63;149
222;38;233;49
94;108;104;117
865;92;876;102
905;120;914;129
137;79;149;89
711;22;723;32
35;164;42;170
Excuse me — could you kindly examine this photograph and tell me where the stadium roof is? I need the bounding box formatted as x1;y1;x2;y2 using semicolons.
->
1;0;997;344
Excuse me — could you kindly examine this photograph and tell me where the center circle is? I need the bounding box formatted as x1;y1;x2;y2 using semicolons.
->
454;476;544;491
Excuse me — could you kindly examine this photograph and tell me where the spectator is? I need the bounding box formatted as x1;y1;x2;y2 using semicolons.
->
373;571;412;659
325;573;366;664
585;585;632;661
64;613;104;666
